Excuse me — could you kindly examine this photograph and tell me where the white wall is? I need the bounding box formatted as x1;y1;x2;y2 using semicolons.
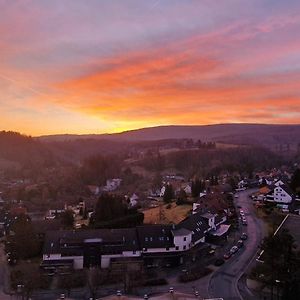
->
122;251;141;257
275;180;285;187
193;236;205;245
192;203;201;214
274;187;292;203
208;216;216;229
141;247;176;253
43;254;84;269
173;233;192;251
43;253;61;260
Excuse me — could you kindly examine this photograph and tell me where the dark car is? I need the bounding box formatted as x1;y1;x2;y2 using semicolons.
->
237;240;244;248
241;233;248;240
214;258;225;266
230;246;239;254
223;252;231;260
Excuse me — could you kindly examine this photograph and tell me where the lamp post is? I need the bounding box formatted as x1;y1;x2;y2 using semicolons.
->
275;279;280;300
17;284;24;300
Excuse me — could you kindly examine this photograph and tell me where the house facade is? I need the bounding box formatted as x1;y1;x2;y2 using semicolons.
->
265;180;294;204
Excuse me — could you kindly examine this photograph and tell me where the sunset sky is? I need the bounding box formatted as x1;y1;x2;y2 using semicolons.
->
1;0;300;135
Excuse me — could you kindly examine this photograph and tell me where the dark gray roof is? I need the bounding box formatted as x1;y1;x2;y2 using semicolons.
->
136;225;175;249
280;184;294;196
177;212;210;243
172;228;192;237
44;228;139;255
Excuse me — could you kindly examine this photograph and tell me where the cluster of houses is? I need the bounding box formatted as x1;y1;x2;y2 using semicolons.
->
41;207;228;272
87;178;122;196
252;179;299;212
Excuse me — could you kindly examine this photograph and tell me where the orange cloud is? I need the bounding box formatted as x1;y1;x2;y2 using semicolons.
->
2;2;300;135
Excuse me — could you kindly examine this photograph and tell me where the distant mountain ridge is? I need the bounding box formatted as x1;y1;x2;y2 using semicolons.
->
37;123;300;148
1;124;299;168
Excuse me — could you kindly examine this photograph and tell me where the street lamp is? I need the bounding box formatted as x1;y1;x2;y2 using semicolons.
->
275;280;281;300
17;284;24;300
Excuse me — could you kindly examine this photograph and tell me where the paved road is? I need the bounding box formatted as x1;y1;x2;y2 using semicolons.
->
208;189;267;300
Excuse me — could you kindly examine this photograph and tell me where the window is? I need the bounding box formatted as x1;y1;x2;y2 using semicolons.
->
145;237;148;242
183;245;186;250
183;237;186;241
133;250;136;254
175;246;179;250
166;247;169;251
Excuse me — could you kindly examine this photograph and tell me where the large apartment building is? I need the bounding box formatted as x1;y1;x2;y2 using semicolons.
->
41;210;226;271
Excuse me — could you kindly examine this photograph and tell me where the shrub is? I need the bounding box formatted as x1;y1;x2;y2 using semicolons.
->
143;278;168;286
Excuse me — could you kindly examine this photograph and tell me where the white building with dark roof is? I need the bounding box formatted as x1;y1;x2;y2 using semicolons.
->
265;180;294;205
42;210;226;271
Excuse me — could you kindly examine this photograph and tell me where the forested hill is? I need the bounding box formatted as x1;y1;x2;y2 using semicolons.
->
38;124;300;152
1;124;300;169
0;131;54;168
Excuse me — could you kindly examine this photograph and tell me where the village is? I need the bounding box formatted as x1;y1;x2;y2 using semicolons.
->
0;161;300;299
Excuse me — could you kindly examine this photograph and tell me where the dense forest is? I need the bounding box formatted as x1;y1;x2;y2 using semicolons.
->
137;146;284;178
0;131;54;167
0;131;292;187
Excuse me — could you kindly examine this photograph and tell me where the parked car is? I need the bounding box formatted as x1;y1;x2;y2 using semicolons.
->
230;246;239;254
214;258;225;266
241;233;248;240
208;249;215;255
237;240;244;248
242;221;248;226
223;252;231;259
7;257;17;266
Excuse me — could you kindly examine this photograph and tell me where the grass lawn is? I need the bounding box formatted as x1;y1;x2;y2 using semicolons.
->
143;202;192;224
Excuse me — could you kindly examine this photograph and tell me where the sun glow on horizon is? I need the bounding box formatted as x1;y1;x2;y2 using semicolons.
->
1;0;300;135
